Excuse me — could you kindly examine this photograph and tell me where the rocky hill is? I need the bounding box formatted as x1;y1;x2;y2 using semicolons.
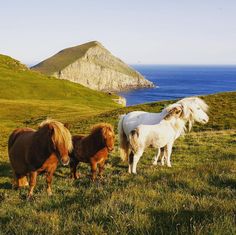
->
31;41;154;92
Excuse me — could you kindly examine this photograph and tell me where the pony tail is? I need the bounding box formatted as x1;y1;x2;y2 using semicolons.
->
118;115;129;161
129;128;139;153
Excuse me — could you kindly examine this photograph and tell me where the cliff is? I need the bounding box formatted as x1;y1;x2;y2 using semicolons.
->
31;41;154;92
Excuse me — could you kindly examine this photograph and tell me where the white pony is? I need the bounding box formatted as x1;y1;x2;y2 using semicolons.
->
118;97;209;173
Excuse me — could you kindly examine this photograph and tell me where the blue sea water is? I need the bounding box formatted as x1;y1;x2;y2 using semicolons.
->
119;65;236;106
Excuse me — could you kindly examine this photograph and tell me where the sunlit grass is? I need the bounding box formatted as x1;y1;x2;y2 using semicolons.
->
0;89;235;234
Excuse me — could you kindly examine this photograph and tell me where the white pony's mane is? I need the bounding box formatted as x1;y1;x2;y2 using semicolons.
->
161;103;187;136
178;97;208;131
177;97;209;112
160;97;208;134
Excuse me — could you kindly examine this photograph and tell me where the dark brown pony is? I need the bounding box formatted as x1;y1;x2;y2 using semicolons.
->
8;119;73;197
70;123;115;180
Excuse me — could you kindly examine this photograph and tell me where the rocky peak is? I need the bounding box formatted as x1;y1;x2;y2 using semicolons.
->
31;41;154;92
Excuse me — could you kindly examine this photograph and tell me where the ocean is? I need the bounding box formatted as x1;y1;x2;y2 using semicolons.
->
119;65;236;106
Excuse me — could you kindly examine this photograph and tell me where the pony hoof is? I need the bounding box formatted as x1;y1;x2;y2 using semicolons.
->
167;165;172;168
153;162;158;166
47;190;53;196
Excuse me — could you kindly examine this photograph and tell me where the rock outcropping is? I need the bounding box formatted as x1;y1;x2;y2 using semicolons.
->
31;41;154;92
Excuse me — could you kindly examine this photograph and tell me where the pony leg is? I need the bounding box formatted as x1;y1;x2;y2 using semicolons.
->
28;171;37;197
166;142;174;167
132;151;143;174
161;147;166;166
45;169;56;196
153;148;161;165
70;159;79;179
98;159;106;178
15;174;29;188
90;161;97;181
128;151;134;174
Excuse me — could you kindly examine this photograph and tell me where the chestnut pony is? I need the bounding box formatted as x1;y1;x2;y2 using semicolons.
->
70;123;115;180
8;119;73;197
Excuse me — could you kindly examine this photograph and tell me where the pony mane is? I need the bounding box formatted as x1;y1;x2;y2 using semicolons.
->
177;97;208;131
177;97;209;112
162;103;187;136
90;123;114;135
163;103;182;120
39;119;73;152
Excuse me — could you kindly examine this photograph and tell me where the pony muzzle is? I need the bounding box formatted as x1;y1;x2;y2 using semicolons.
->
60;156;70;166
201;116;209;124
108;146;114;152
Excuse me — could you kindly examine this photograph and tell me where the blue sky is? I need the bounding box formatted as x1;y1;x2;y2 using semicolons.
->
0;0;235;65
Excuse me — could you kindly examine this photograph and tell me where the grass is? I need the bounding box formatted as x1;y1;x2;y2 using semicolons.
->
0;87;235;234
0;54;121;133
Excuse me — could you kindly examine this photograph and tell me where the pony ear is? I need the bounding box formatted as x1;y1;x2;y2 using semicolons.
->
102;126;108;137
64;123;70;129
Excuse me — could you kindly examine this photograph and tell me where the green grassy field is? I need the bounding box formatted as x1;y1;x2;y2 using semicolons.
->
0;55;235;234
0;89;235;234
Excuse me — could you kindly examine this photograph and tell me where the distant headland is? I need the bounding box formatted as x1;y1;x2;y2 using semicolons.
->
31;41;154;92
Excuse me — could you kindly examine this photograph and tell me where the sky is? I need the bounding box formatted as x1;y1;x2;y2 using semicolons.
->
0;0;236;65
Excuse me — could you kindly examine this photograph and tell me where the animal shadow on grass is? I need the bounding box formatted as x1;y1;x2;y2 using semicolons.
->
0;162;12;189
148;209;213;234
209;175;236;190
219;153;236;161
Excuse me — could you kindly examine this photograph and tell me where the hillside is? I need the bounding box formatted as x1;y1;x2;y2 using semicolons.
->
0;54;121;126
31;41;154;91
0;88;235;234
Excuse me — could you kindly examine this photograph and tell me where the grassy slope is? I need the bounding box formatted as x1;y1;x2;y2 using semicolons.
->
0;83;235;235
31;41;140;78
0;54;120;129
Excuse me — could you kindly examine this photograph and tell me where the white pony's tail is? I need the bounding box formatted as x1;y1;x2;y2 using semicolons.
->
118;115;129;161
129;128;139;153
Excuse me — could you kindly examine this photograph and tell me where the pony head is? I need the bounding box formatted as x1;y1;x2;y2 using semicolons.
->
39;119;73;166
91;123;115;152
177;97;209;130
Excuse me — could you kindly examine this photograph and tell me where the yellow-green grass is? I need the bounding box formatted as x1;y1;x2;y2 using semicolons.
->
0;90;235;234
0;54;120;132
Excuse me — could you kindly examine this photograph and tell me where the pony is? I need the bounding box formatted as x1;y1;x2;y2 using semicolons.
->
118;97;209;173
69;123;115;181
8;119;73;197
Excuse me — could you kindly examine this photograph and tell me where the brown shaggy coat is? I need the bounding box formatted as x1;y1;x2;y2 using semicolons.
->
70;123;115;180
8;119;72;197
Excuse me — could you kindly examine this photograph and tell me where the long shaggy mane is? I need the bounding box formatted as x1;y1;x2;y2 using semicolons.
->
90;123;114;135
178;97;209;131
39;119;73;152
